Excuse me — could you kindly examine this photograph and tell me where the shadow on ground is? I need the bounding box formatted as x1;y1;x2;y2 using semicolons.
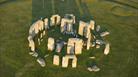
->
0;0;16;6
78;0;93;21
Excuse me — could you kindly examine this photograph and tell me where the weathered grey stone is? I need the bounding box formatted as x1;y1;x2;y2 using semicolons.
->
100;31;110;37
55;41;65;53
87;65;100;72
37;58;45;67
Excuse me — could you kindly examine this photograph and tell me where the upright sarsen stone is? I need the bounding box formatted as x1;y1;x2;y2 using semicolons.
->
47;37;55;51
67;38;83;55
44;18;49;30
53;55;60;66
78;21;86;36
50;14;61;26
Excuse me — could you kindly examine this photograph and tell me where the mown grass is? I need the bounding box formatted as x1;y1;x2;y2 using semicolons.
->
85;0;138;77
0;0;138;77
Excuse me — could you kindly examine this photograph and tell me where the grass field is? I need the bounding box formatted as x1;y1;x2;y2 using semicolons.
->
0;0;138;77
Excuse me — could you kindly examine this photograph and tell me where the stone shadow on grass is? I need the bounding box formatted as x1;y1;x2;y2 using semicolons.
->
32;0;53;22
78;0;93;21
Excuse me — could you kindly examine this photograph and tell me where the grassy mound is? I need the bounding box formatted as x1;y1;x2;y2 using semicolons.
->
111;5;138;16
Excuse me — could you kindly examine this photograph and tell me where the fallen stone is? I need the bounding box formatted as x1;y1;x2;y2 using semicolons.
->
37;58;46;67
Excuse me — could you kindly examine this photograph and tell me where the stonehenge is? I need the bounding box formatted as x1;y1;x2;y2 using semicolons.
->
27;14;110;70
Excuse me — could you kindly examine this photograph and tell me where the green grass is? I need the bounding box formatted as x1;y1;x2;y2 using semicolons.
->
111;6;138;16
0;0;138;77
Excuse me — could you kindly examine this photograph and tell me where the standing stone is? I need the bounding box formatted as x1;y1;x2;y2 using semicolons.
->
47;37;55;51
44;18;49;30
67;38;83;55
72;56;77;68
85;24;91;38
78;21;93;38
78;21;86;36
67;38;75;54
96;25;101;32
28;39;35;52
60;18;66;32
60;14;75;34
53;55;60;66
62;56;68;68
50;14;61;26
38;20;44;31
90;20;95;30
75;39;83;54
38;38;40;45
87;33;92;50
